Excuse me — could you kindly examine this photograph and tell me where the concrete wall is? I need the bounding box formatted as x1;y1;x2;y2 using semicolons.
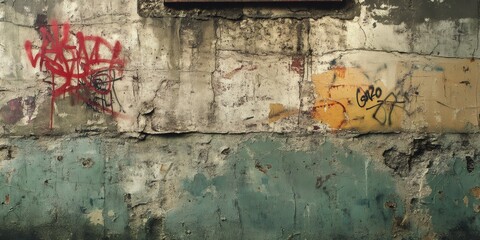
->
0;0;479;239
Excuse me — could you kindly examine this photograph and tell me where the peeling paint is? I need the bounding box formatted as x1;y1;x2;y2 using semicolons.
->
268;103;298;123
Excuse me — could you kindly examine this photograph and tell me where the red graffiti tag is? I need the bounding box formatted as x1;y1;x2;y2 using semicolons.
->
25;20;125;128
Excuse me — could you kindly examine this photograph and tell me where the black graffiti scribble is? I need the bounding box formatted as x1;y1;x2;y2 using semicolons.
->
356;85;406;126
85;69;124;114
366;92;406;126
356;85;382;108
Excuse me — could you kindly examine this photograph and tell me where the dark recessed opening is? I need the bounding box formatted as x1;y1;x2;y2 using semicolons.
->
164;0;348;9
166;0;341;2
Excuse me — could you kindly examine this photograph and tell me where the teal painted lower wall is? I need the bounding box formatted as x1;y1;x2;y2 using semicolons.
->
171;139;403;240
0;134;478;239
0;138;129;239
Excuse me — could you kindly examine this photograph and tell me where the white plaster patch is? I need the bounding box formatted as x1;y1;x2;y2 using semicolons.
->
122;169;147;195
58;113;69;118
62;1;79;22
371;4;399;17
86;209;104;226
0;5;4;21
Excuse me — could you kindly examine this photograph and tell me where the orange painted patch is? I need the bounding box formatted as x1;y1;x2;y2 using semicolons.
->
311;100;347;129
399;59;479;132
334;66;347;79
268;103;298;123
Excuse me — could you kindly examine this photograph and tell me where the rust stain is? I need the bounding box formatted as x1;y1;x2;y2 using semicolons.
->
315;173;336;189
4;194;9;205
224;65;244;79
224;65;257;79
334;66;346;79
329;84;350;89
290;56;304;76
385;201;397;209
268;103;298;123
255;162;271;174
470;187;480;199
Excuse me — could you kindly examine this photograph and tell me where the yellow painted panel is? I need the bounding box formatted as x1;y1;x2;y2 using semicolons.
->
311;59;479;132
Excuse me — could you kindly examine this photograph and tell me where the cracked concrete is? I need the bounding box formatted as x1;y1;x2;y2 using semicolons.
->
0;0;480;239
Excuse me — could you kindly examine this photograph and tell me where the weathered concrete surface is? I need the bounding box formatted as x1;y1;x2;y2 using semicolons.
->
0;0;478;134
0;134;479;239
1;0;480;238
